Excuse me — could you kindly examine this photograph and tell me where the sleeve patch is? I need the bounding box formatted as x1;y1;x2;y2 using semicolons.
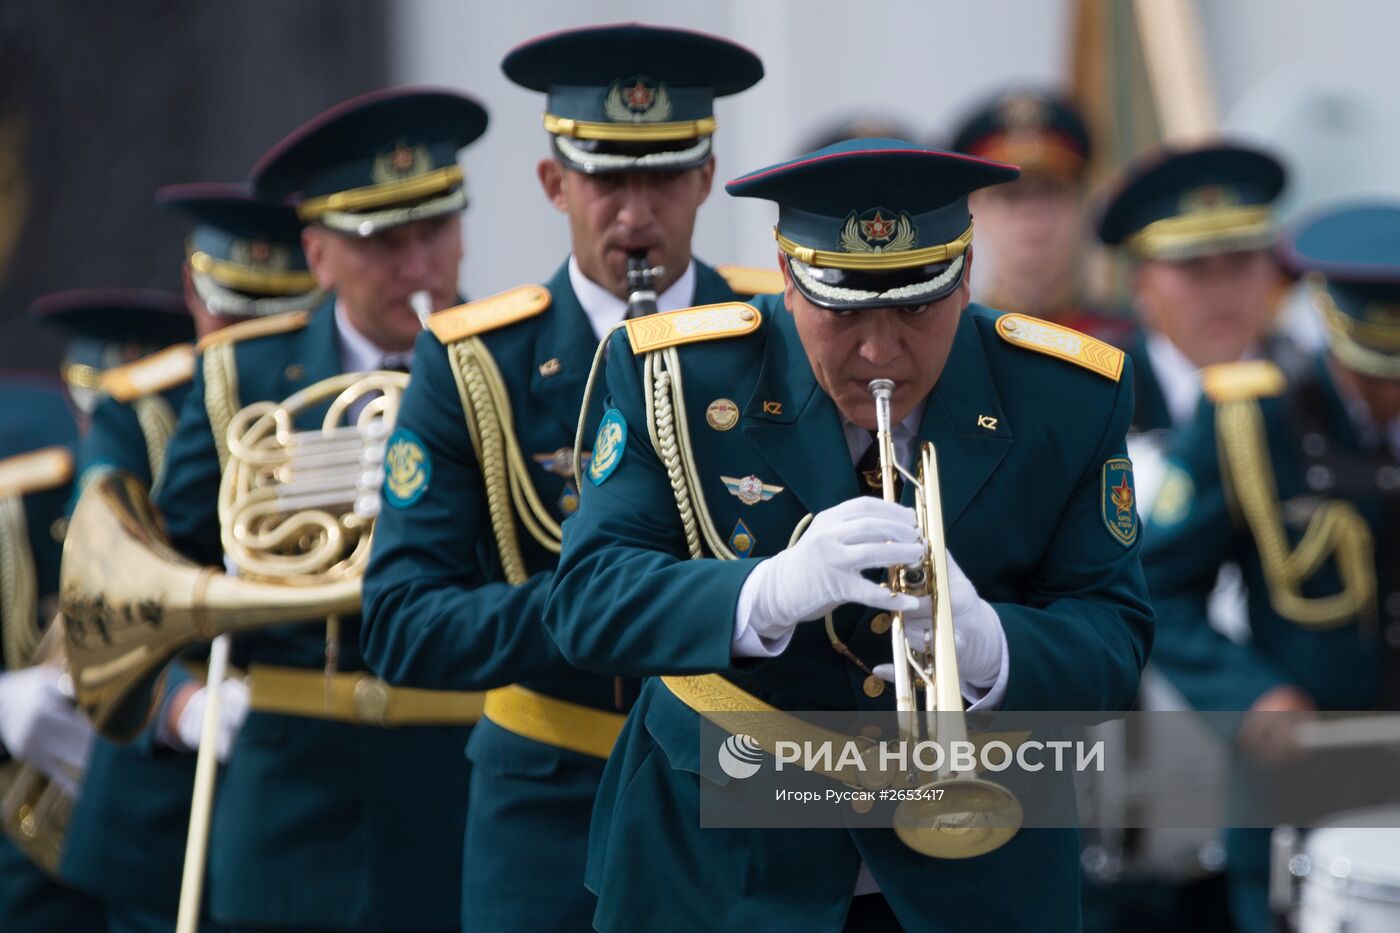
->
383;428;431;508
587;409;628;486
1148;463;1195;529
1101;456;1138;547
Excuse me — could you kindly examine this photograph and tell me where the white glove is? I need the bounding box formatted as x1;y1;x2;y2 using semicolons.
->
0;666;95;795
174;679;249;763
874;552;1004;691
741;497;923;642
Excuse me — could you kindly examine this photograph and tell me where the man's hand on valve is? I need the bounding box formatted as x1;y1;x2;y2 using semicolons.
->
872;552;1005;695
740;498;924;643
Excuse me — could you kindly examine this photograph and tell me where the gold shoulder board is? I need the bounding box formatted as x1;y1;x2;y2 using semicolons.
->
1201;360;1286;403
99;343;196;402
428;285;552;344
196;310;311;351
716;264;785;296
0;446;74;498
995;313;1124;382
626;302;763;355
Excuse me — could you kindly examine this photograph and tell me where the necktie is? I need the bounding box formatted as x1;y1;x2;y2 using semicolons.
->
855;431;901;498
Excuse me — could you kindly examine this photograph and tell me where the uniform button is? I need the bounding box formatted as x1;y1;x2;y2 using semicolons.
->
1306;465;1334;491
1385;621;1400;649
1376;466;1400;492
1301;433;1327;457
870;612;891;635
1386;593;1400;619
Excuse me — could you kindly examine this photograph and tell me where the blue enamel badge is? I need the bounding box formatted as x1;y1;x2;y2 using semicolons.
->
1100;456;1138;547
588;409;627;486
384;427;431;508
729;519;756;558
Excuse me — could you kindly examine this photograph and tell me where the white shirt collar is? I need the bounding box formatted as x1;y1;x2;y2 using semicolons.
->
1145;331;1205;427
334;301;411;373
842;398;928;468
568;255;698;341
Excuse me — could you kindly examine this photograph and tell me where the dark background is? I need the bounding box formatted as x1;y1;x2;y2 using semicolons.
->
0;0;388;376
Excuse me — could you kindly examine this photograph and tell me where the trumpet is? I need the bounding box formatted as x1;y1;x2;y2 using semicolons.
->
867;378;1022;859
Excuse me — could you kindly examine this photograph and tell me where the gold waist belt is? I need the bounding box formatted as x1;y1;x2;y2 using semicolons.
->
482;684;626;760
247;664;486;728
660;675;1025;786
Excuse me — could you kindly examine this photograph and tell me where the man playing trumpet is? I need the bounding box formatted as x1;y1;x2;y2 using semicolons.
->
544;138;1154;932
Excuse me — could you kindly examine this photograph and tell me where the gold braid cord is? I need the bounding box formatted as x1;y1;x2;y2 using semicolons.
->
644;347;736;561
1216;398;1377;628
133;394;177;496
0;495;40;667
446;337;561;586
202;342;240;473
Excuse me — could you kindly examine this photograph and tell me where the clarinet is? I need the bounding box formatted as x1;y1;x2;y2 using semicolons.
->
625;251;664;318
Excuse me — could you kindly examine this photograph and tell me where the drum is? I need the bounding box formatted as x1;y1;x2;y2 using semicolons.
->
1293;807;1400;933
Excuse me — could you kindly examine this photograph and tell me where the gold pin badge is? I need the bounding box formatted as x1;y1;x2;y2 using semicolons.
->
977;414;999;431
762;400;783;416
538;358;562;378
706;398;739;431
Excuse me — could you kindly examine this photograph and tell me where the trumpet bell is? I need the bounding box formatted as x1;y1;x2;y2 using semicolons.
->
893;778;1024;859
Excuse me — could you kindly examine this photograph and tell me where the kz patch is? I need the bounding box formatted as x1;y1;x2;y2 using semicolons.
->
384;428;431;508
1101;456;1138;547
588;408;628;486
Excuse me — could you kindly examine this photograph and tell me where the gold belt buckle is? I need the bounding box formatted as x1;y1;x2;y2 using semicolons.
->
352;675;392;726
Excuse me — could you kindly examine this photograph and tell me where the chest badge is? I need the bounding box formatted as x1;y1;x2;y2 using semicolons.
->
720;474;784;506
706;398;739;431
533;447;590;478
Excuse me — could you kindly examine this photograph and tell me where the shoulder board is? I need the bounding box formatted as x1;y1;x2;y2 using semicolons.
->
995;313;1124;382
1201;360;1286;404
427;285;552;344
626;302;763;355
0;446;74;498
716;264;785;296
99;343;196;402
196;310;311;351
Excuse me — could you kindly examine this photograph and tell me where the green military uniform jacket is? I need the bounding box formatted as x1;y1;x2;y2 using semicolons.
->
1143;355;1396;933
56;347;217;923
545;296;1154;932
0;387;105;932
156;299;471;931
361;259;741;929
